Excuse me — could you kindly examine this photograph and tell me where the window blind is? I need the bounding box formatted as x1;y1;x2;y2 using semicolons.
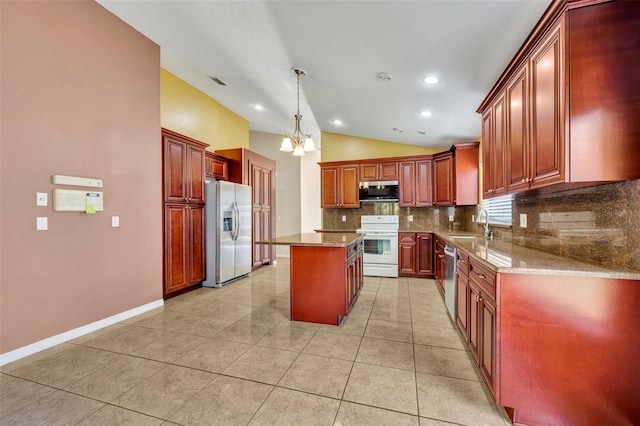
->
481;195;513;226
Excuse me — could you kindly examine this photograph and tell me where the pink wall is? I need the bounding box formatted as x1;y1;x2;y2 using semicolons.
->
0;1;162;353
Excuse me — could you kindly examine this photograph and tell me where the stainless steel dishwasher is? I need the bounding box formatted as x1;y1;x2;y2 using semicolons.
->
444;244;457;321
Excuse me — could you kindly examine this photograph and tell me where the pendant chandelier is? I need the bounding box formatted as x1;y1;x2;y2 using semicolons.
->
280;68;316;156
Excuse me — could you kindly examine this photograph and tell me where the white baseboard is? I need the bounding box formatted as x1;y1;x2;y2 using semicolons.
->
276;254;290;259
0;299;164;366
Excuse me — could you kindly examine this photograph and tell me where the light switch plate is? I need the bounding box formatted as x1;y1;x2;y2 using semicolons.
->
111;216;120;227
520;214;527;228
408;215;414;222
36;192;48;206
449;214;454;222
36;217;48;231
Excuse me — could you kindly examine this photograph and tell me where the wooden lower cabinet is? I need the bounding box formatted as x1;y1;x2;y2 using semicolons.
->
451;242;640;424
399;232;433;277
290;239;363;325
164;204;205;295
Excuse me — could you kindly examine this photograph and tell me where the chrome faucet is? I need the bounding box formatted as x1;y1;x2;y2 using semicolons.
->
477;209;492;238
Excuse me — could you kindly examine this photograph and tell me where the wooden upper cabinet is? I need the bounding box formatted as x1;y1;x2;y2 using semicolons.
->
398;161;416;207
399;158;432;207
433;153;454;206
321;164;359;208
163;131;207;204
479;1;640;197
434;143;479;206
205;152;228;181
359;161;398;181
506;65;529;193
482;93;506;199
529;21;564;189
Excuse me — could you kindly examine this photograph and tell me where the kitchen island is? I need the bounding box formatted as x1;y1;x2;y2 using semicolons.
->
257;233;363;325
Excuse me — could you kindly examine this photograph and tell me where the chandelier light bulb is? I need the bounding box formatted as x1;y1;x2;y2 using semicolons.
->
303;136;316;152
292;144;305;156
280;137;293;152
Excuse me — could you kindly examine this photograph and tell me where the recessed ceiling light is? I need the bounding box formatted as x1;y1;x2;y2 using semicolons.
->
420;110;432;117
423;76;439;85
417;131;427;135
254;104;265;111
392;127;404;133
376;72;393;81
332;119;342;125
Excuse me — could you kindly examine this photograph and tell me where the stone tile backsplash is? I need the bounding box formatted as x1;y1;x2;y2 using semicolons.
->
512;179;640;271
322;179;640;271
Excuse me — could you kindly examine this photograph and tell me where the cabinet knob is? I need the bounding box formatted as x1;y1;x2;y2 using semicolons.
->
521;178;525;183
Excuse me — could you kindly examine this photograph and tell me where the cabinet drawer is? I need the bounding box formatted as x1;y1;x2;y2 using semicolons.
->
468;258;496;298
456;250;469;276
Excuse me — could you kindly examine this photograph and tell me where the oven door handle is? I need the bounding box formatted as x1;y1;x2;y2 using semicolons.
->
362;232;398;238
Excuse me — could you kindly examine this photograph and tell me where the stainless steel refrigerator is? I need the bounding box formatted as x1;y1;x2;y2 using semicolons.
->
202;179;252;288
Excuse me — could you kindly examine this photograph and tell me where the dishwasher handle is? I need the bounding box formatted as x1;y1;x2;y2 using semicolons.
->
444;244;456;257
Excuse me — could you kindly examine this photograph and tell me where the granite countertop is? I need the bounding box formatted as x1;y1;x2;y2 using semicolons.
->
433;230;640;280
314;229;358;233
257;233;362;247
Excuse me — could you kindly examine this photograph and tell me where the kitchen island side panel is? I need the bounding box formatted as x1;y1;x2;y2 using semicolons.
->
290;245;347;325
498;273;640;426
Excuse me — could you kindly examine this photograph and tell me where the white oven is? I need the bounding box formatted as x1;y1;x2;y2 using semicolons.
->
357;215;399;278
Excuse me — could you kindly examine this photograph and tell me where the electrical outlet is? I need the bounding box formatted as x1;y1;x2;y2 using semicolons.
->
449;214;454;222
408;215;414;222
520;214;527;228
341;215;346;222
112;216;120;228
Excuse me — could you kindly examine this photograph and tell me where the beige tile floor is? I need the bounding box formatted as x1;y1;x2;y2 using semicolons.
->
0;259;510;426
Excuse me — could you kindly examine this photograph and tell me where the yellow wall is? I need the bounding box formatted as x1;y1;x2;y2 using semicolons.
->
161;69;249;150
321;132;441;162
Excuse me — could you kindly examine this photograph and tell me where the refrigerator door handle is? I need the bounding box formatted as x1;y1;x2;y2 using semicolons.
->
232;201;240;241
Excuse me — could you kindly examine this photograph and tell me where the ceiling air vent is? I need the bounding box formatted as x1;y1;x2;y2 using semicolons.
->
208;76;227;86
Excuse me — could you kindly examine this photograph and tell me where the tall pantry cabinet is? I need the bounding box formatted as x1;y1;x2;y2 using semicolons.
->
215;148;276;269
162;129;208;297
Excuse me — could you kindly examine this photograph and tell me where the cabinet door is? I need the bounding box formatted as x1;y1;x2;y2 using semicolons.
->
187;145;205;204
506;66;530;193
164;139;187;202
261;209;271;264
262;168;272;208
252;165;263;209
187;205;206;284
433;154;454;206
530;22;564;188
398;233;416;274
482;109;493;199
416;233;433;275
321;166;339;208
398;161;416;207
164;204;188;293
379;162;399;180
456;272;469;338
480;294;496;395
252;207;262;268
468;281;481;362
415;159;433;206
359;163;378;181
491;94;506;197
340;165;360;208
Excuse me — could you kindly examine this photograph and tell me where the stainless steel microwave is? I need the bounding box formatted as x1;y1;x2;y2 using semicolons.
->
359;180;399;202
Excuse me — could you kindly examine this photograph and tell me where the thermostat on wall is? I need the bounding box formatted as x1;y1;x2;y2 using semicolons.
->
53;189;103;212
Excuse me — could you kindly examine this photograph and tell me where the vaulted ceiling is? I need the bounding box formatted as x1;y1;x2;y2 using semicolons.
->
98;0;552;149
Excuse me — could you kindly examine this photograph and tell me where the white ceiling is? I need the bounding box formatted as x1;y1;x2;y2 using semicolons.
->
98;0;551;150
